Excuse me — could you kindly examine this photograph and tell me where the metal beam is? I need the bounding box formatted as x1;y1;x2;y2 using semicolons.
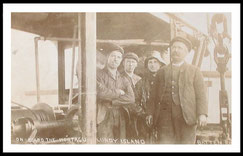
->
34;37;40;103
192;36;206;66
202;71;231;78
38;36;80;42
166;13;207;36
97;39;169;47
77;13;83;139
57;42;66;105
68;26;77;109
25;90;58;96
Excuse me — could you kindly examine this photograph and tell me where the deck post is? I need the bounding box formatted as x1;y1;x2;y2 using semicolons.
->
78;12;97;144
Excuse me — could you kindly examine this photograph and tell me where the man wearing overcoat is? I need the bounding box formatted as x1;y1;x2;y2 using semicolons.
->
148;36;208;144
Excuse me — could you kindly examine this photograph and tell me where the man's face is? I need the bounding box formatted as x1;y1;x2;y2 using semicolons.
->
171;41;188;63
147;58;161;73
123;58;138;74
107;51;123;69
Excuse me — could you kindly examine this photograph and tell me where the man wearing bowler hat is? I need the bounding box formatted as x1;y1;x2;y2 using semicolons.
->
96;42;135;143
147;36;208;144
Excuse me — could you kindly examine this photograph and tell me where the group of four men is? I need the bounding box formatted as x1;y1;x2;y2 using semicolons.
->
96;36;208;144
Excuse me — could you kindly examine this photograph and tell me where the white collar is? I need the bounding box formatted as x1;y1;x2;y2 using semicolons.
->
107;67;118;79
125;71;134;78
172;61;184;67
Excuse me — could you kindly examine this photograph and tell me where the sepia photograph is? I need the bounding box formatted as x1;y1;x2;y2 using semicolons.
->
3;3;240;152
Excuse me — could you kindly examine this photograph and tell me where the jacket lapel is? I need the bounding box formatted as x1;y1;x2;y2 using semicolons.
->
179;62;187;73
179;62;188;94
105;67;120;81
164;64;171;86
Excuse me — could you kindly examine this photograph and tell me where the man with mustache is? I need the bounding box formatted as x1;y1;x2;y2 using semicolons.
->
148;36;208;144
96;43;135;143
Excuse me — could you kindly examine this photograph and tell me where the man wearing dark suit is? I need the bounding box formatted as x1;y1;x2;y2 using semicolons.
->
147;36;208;144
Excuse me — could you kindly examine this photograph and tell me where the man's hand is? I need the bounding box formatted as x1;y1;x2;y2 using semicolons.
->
118;89;125;96
135;106;145;116
198;114;207;127
146;115;153;127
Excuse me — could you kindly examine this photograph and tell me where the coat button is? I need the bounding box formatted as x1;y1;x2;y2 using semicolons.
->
172;92;174;95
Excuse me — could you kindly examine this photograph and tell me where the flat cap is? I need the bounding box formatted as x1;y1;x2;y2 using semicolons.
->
123;52;139;63
170;36;192;52
97;42;124;55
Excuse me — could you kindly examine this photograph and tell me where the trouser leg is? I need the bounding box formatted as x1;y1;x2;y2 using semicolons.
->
180;122;197;144
157;124;175;144
97;111;114;144
172;104;197;144
119;113;126;140
137;115;148;141
114;108;127;143
157;109;175;144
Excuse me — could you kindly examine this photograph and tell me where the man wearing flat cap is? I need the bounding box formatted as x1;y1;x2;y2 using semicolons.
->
96;42;135;143
122;52;141;91
148;36;208;144
120;52;143;140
